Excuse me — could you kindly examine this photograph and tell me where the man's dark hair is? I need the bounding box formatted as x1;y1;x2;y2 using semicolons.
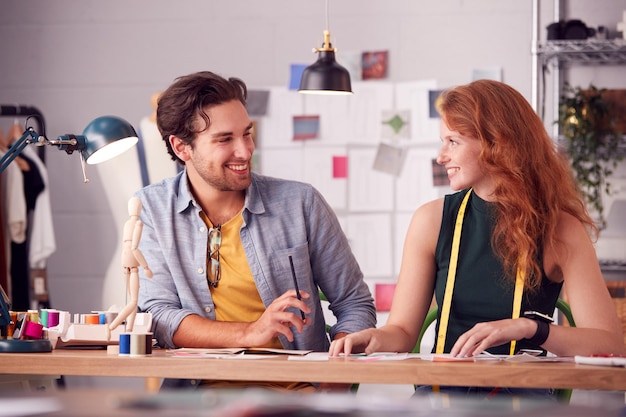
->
157;71;248;164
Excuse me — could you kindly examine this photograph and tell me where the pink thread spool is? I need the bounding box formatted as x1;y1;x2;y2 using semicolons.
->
21;320;44;339
47;310;60;328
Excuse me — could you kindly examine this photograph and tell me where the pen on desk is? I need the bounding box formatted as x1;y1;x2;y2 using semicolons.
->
288;255;306;321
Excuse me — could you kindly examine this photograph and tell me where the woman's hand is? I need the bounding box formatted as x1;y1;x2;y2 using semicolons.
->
449;318;537;357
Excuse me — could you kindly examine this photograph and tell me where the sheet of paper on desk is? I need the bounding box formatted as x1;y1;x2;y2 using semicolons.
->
288;352;409;361
503;353;574;363
167;347;313;357
170;352;280;360
410;353;476;362
411;353;574;362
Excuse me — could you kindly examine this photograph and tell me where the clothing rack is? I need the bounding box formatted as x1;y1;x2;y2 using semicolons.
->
0;104;49;311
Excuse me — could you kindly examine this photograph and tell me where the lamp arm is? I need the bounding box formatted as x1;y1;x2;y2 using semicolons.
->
0;128;87;175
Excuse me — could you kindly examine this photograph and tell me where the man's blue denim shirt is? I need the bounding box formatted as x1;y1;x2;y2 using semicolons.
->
136;171;376;351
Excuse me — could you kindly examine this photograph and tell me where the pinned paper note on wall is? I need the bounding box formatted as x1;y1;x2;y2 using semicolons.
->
333;156;348;178
372;143;407;176
293;115;320;140
432;158;450;187
375;283;396;312
428;90;444;119
246;90;270;116
362;50;389;80
381;110;411;139
289;64;307;90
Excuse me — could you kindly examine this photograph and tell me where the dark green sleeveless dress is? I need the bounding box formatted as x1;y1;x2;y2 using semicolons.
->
433;189;563;354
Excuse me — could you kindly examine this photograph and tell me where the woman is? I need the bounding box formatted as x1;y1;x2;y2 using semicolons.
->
329;80;624;370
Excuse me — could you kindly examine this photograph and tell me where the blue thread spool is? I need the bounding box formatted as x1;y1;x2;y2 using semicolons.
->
119;333;131;355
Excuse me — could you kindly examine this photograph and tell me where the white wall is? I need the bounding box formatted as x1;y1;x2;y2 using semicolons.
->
1;0;625;389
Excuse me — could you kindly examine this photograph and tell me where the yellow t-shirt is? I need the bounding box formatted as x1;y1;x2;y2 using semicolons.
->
200;211;313;391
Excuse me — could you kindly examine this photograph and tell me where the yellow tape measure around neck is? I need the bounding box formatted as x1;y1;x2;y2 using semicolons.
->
435;189;524;356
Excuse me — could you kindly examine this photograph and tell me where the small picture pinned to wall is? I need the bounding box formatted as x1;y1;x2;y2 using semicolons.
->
293;115;320;140
341;50;363;82
381;110;411;139
333;155;348;178
429;90;444;119
362;50;389;80
432;158;450;187
375;283;396;312
471;67;503;82
372;143;408;177
289;64;308;90
246;90;270;116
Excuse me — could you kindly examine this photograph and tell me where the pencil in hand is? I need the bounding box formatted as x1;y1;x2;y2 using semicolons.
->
288;255;306;321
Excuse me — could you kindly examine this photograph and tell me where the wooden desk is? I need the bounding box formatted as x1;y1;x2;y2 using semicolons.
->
1;349;625;391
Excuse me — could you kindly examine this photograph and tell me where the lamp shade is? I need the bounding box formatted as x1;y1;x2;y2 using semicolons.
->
298;50;352;95
81;116;139;165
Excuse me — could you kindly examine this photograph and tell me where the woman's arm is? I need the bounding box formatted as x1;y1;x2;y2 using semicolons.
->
450;212;625;358
542;212;625;356
329;199;442;356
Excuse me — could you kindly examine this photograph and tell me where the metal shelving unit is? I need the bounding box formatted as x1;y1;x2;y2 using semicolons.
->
531;0;626;140
538;39;626;67
537;39;626;150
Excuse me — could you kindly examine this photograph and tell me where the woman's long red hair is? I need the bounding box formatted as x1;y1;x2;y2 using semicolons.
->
438;80;596;291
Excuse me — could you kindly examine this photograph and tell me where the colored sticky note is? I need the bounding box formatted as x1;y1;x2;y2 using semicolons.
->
293;115;320;140
333;156;348;178
289;64;307;90
375;283;396;312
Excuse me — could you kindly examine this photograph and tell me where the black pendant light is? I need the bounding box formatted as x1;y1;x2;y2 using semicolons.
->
299;1;352;95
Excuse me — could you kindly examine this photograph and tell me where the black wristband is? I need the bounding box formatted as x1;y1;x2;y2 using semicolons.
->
523;318;550;347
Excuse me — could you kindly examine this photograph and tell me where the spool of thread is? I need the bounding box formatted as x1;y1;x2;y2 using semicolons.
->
102;312;118;324
130;333;146;357
40;309;49;327
119;333;131;355
145;333;153;355
99;313;106;325
21;320;44;339
84;314;100;325
47;310;60;328
28;310;39;323
8;311;18;338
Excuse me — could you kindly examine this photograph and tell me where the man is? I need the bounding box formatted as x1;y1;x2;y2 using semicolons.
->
136;71;376;391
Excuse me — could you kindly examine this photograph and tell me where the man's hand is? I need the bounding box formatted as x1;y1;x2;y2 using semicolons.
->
243;290;311;347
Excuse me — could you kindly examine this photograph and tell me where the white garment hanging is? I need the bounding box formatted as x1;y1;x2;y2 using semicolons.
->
21;145;56;268
0;150;27;244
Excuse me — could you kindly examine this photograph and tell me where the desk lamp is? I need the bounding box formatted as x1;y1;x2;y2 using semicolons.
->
0;115;139;352
298;0;352;95
0;115;139;180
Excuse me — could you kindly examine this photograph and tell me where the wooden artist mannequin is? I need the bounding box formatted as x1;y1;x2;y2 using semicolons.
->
107;197;152;339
